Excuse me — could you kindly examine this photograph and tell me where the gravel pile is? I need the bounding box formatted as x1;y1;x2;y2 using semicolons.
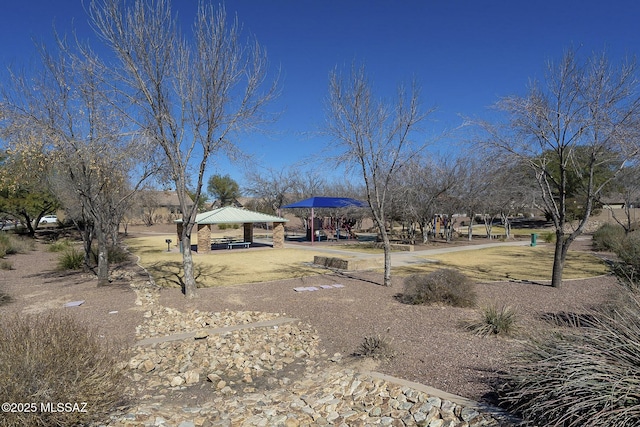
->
104;290;515;427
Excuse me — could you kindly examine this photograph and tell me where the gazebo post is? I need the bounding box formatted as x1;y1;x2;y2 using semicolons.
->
310;207;315;244
272;222;285;248
243;222;253;243
197;224;211;253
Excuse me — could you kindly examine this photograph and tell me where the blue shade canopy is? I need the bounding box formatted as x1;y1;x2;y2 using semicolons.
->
282;196;367;209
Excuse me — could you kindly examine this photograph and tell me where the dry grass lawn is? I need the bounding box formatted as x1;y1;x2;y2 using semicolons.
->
126;234;607;288
394;245;608;281
125;235;335;288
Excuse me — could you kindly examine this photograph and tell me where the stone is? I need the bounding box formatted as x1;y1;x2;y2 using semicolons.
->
184;370;200;385
194;331;209;340
460;407;480;422
141;359;156;372
170;376;185;387
118;298;506;427
284;418;300;427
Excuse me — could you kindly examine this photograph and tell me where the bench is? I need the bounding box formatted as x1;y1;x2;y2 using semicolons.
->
227;241;250;249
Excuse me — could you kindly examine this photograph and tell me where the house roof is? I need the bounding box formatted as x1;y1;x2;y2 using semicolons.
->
177;206;288;224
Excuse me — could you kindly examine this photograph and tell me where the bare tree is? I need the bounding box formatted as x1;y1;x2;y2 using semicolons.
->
392;155;458;243
479;49;640;287
449;155;492;241
325;64;433;286
0;30;156;285
244;167;296;215
89;0;278;297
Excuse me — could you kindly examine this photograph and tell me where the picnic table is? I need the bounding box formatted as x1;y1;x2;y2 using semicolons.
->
211;236;250;249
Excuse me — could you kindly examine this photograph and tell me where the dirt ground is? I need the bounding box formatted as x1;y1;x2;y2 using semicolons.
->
0;227;621;403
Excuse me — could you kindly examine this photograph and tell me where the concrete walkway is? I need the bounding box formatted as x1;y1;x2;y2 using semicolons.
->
276;239;533;267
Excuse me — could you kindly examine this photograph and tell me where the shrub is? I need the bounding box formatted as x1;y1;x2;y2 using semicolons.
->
0;312;129;427
498;294;640;426
462;305;517;337
108;245;130;263
542;231;555;243
398;269;476;307
58;248;84;270
0;233;34;257
218;223;240;230
617;230;640;269
90;245;131;265
592;223;625;252
0;260;13;270
353;335;395;360
610;230;640;290
48;239;72;253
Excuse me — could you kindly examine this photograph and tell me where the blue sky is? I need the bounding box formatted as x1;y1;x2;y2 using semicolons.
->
2;1;640;188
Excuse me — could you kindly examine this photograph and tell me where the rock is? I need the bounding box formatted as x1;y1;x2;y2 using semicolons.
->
170;376;185;387
460;407;480;422
194;330;209;340
118;302;508;427
140;359;155;372
184;370;200;385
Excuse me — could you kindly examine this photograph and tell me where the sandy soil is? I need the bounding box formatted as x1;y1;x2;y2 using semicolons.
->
0;229;620;404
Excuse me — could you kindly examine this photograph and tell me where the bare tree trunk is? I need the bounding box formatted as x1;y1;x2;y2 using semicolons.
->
96;227;110;286
419;222;429;243
551;231;566;288
180;225;198;298
501;213;511;239
376;220;392;287
182;236;197;298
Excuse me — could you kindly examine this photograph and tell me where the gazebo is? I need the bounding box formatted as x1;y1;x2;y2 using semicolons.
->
175;206;288;253
282;196;367;243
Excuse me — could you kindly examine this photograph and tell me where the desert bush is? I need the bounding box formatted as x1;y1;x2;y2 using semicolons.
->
592;223;625;252
498;294;640;426
0;312;129;427
541;231;555;243
218;223;240;230
90;245;130;265
610;231;640;291
58;248;84;270
353;335;395;360
0;233;34;257
616;231;640;269
463;305;517;337
48;239;72;252
0;260;13;270
108;245;130;263
398;269;476;307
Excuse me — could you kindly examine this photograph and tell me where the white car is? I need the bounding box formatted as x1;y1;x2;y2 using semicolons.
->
39;215;58;224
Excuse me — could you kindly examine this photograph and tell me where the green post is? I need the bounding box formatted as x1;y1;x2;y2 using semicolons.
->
530;233;537;247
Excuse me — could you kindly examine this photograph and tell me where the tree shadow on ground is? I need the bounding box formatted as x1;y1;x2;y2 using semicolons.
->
331;269;385;286
146;261;228;293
